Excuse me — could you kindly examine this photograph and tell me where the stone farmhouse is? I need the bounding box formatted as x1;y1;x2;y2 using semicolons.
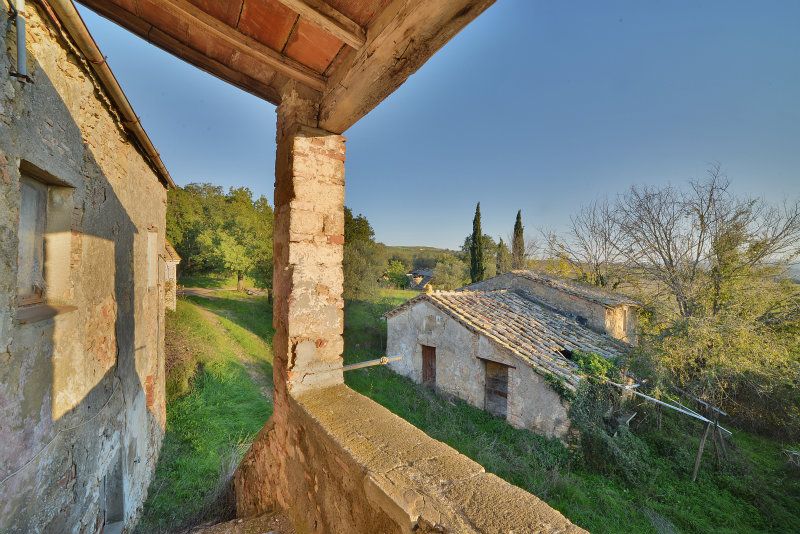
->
1;1;174;531
2;0;588;532
386;271;637;438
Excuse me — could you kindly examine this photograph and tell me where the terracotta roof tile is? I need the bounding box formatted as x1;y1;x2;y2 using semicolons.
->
463;270;640;308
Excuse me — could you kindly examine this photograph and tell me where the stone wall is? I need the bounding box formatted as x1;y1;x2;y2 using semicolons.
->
164;259;178;311
387;300;571;438
0;5;166;532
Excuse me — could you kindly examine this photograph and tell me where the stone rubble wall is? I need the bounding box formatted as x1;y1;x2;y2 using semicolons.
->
164;260;178;311
0;5;166;532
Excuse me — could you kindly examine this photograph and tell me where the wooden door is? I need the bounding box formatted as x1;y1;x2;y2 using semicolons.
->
484;361;509;418
421;345;436;386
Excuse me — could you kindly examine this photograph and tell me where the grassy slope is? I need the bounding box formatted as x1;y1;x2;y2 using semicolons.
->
345;290;800;534
137;294;274;533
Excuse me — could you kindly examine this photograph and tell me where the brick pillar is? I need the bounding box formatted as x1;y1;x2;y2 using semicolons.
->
235;88;347;519
272;89;346;404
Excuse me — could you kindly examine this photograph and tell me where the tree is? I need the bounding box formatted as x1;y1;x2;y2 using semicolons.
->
343;207;384;300
469;204;481;278
385;260;409;289
615;165;800;319
462;233;497;279
610;166;800;436
432;255;468;290
496;238;512;274
469;203;485;282
512;210;526;269
544;199;626;288
249;196;274;289
166;183;273;290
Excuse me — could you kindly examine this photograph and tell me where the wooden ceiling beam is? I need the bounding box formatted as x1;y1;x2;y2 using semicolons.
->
75;0;283;104
275;0;366;49
319;0;495;133
159;0;326;92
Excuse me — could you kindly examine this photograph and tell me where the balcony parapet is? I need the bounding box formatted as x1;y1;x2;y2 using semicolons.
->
235;384;584;533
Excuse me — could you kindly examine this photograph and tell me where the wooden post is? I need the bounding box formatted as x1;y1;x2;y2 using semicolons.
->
692;422;712;482
717;423;729;461
711;422;721;468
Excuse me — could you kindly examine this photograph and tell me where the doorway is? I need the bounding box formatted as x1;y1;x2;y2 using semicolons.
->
421;345;436;386
484;360;509;419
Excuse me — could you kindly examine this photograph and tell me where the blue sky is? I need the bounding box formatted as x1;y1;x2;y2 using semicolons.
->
79;1;800;249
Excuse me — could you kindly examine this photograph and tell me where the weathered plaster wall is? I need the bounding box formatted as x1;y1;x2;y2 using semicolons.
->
0;5;166;532
387;301;571;439
604;304;638;345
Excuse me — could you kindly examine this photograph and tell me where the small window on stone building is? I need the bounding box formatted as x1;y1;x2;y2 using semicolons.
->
147;230;158;289
17;177;48;305
15;163;75;312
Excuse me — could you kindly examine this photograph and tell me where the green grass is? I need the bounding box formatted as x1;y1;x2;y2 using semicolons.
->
178;272;258;290
137;295;274;533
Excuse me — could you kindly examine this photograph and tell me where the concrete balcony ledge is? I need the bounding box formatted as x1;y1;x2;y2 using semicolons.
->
235;384;584;533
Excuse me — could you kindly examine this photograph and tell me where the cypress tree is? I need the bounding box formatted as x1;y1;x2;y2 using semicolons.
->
512;210;525;269
496;237;512;274
470;203;485;283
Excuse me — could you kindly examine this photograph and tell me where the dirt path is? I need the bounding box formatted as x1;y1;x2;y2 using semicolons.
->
194;305;273;401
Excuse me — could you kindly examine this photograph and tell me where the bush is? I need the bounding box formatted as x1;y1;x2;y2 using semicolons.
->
569;380;654;485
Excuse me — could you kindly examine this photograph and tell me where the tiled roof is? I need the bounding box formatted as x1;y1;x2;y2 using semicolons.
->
409;274;433;291
464;270;640;307
386;290;628;388
164;241;181;262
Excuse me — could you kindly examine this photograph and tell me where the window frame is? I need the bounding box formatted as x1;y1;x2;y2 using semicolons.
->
17;176;49;306
15;161;76;315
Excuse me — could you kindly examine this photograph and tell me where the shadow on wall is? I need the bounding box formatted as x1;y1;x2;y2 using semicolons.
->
0;46;163;533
